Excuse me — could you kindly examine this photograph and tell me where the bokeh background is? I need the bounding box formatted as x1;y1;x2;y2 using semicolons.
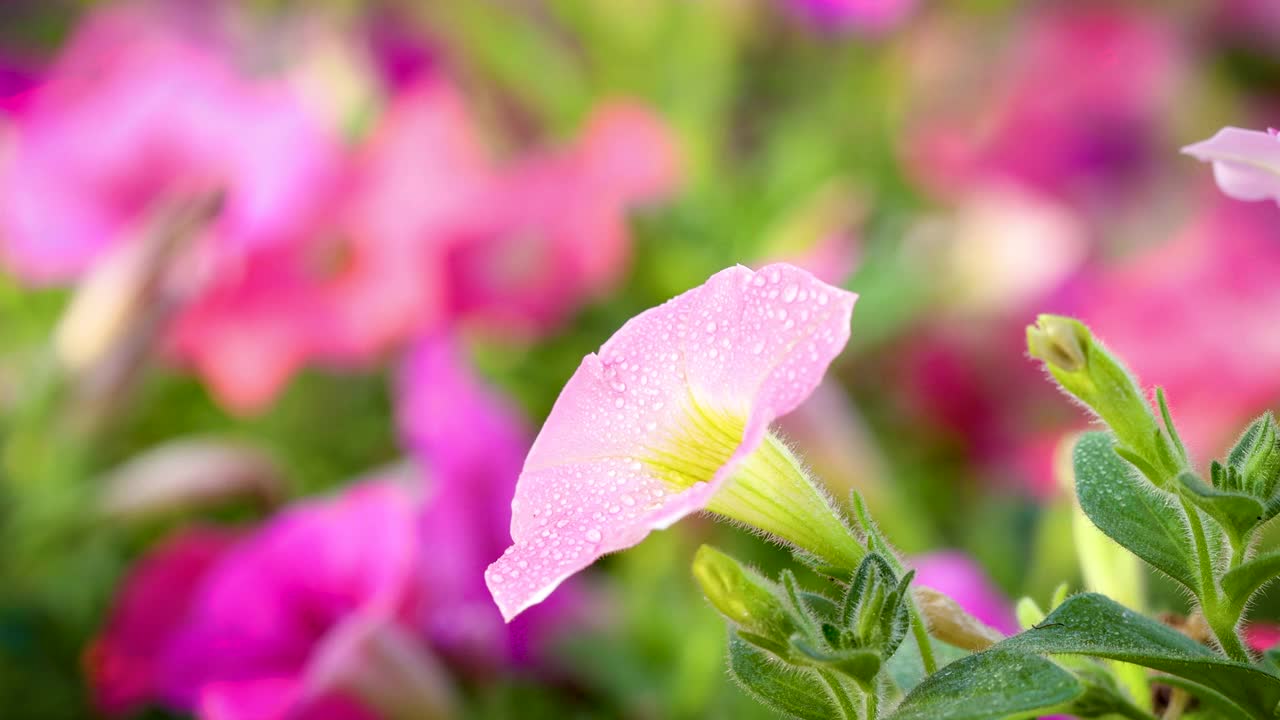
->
2;0;1279;717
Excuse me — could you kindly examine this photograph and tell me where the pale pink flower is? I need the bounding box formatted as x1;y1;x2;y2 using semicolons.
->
486;263;859;621
1182;127;1280;206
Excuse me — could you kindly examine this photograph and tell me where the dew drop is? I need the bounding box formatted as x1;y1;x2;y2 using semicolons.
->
705;320;717;333
585;528;603;543
781;284;798;302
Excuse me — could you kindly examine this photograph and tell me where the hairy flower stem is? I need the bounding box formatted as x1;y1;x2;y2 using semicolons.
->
1180;497;1251;662
818;670;860;720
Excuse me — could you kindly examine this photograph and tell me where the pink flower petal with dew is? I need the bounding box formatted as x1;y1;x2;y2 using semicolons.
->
1183;127;1280;205
486;263;856;621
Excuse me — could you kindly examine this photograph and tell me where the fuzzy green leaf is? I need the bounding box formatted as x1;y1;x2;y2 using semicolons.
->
1176;471;1265;545
997;593;1280;718
886;648;1080;720
1073;432;1199;593
1222;550;1280;613
728;632;835;720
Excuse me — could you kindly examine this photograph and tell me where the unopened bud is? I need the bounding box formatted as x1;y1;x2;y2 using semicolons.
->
1027;314;1089;373
914;586;1005;652
693;545;796;644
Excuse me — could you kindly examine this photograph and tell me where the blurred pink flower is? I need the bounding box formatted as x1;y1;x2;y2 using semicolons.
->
907;6;1180;207
0;6;343;283
446;100;680;336
89;483;440;719
911;551;1017;635
87;528;240;716
161;482;425;718
168;80;476;412
485;263;856;621
1183;127;1280;206
1070;191;1280;457
1247;623;1280;652
786;0;917;34
399;332;584;671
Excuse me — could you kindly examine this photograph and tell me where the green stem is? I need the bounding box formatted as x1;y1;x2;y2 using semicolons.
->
908;602;938;675
1179;498;1217;606
1180;498;1251;662
864;684;878;719
817;670;860;720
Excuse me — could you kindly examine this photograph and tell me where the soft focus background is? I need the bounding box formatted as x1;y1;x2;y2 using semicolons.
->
1;0;1279;718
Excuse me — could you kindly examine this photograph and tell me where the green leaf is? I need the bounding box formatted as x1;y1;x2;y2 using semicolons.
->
727;632;835;720
886;649;1080;720
997;593;1280;718
1222;550;1280;613
1073;432;1199;593
1158;676;1255;720
1177;471;1264;545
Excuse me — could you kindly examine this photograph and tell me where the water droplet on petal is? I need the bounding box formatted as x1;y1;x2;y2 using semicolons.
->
781;284;798;302
585;528;603;543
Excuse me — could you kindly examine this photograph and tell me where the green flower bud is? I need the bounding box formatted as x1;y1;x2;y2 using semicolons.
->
1027;315;1183;484
693;545;797;645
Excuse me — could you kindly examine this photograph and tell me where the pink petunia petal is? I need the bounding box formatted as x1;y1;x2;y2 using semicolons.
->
1182;126;1280;205
486;263;855;621
159;482;421;709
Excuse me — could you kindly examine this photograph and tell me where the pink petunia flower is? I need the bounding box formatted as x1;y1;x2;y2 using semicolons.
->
167;79;476;412
399;332;585;671
1182;126;1280;206
89;482;451;720
86;528;241;716
0;6;343;284
486;263;861;621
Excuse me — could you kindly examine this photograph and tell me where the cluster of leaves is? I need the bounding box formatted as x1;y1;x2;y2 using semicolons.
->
697;316;1280;718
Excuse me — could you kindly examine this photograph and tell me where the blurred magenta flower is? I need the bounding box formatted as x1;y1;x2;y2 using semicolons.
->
908;5;1180;207
786;0;917;34
0;6;343;283
89;482;450;719
87;528;240;716
911;551;1017;635
398;332;585;671
1183;127;1280;206
485;263;859;621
